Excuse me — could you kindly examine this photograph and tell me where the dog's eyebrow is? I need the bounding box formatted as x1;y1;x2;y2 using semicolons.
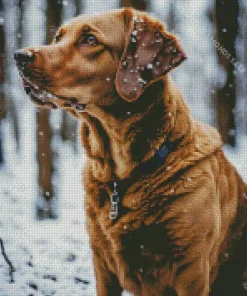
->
81;26;90;33
80;24;103;36
62;21;113;47
77;24;107;43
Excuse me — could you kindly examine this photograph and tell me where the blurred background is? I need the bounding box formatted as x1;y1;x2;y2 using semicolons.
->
0;0;246;295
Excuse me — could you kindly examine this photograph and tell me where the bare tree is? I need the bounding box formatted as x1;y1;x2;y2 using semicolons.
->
214;0;239;146
0;7;5;164
75;0;84;15
60;0;78;149
2;0;21;151
121;0;147;10
35;0;63;219
235;0;247;137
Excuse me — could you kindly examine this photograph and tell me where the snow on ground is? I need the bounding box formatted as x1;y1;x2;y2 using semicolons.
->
0;143;96;296
0;133;247;296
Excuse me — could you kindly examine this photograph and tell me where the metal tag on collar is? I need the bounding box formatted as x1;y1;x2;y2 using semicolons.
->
109;182;120;220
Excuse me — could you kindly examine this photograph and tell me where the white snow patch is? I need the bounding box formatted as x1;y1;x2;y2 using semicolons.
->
0;144;96;296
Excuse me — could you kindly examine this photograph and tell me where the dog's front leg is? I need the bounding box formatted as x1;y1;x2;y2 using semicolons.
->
93;252;123;296
171;256;211;296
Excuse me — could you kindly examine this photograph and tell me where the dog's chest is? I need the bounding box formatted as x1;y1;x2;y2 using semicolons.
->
85;181;186;282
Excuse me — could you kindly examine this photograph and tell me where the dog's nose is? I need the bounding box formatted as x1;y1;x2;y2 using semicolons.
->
14;49;35;66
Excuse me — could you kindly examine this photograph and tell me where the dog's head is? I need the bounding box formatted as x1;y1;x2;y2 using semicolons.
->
14;8;186;113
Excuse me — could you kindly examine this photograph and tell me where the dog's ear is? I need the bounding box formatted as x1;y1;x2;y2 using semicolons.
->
115;10;187;102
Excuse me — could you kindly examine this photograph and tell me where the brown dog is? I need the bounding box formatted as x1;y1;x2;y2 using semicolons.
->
15;8;247;296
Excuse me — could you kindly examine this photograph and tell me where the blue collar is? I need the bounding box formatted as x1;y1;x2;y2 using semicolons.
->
138;140;175;174
109;139;175;219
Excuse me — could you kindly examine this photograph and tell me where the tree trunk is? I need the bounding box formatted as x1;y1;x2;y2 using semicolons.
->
234;1;247;137
36;110;56;219
76;0;84;15
215;0;239;146
36;0;62;219
0;23;5;164
60;0;78;149
2;0;21;151
121;0;147;10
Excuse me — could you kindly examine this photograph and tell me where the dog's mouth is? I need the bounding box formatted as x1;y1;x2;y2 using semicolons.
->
22;77;59;109
21;76;86;112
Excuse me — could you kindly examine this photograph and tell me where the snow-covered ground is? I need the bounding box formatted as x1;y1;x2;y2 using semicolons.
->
0;143;96;296
0;133;247;296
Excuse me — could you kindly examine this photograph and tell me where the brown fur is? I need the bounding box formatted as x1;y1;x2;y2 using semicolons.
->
16;8;247;296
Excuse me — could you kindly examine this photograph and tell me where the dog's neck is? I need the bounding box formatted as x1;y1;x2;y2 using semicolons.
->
79;76;221;182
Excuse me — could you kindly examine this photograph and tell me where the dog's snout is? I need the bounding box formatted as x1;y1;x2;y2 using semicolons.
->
14;49;35;66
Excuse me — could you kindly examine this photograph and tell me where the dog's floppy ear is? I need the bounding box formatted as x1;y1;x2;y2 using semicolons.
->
115;10;187;102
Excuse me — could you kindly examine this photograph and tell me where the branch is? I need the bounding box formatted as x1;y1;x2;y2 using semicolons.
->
0;238;15;283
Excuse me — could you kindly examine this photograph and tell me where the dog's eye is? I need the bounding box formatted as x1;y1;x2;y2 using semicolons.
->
81;34;99;46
